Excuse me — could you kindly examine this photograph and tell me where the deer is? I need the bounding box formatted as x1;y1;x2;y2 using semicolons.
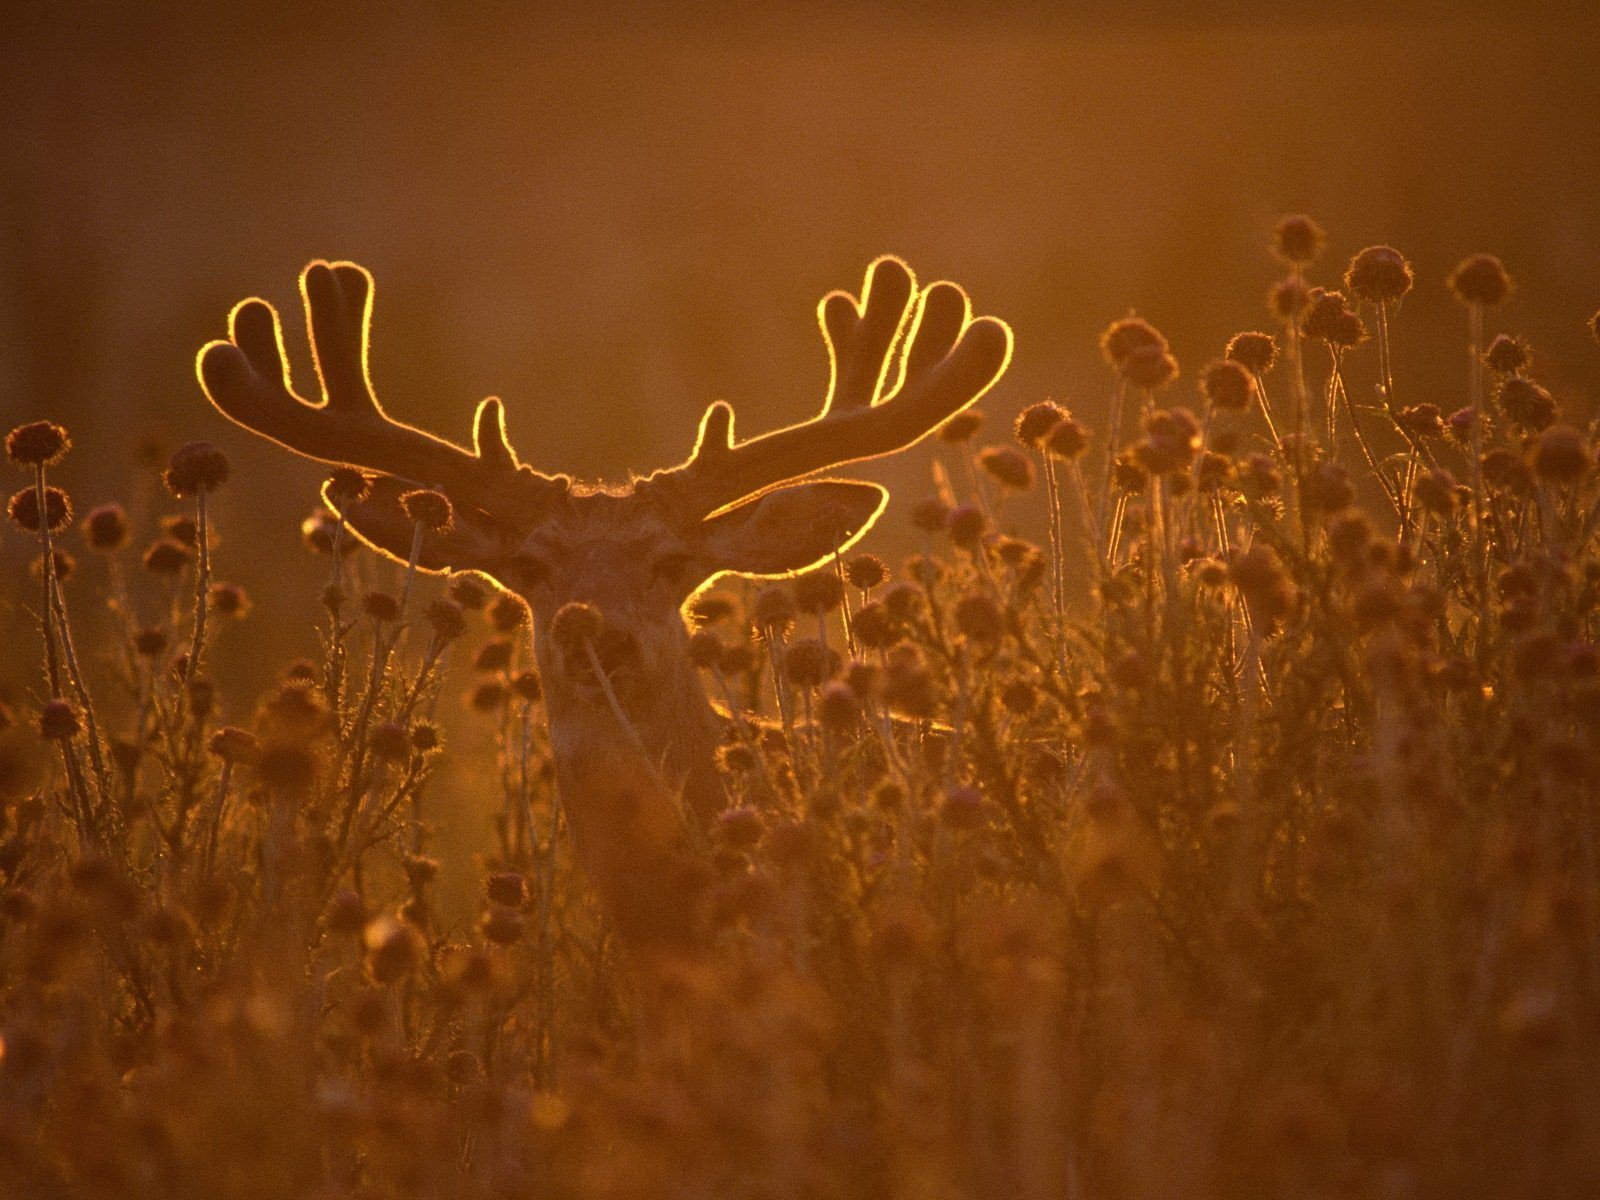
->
196;256;1012;953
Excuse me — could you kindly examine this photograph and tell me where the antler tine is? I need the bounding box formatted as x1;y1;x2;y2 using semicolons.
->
198;261;558;519
665;257;1012;517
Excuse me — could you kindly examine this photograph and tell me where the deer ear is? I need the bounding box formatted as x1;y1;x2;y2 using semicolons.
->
326;475;503;575
697;480;887;578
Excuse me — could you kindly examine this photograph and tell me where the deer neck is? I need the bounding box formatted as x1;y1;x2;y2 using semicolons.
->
537;627;724;947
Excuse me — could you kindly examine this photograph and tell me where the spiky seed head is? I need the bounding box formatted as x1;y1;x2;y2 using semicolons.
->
978;446;1035;490
6;422;70;468
449;574;490;609
400;488;452;532
1202;360;1254;411
793;570;844;614
325;467;369;504
1119;344;1179;391
1225;331;1277;376
1498;377;1557;432
910;496;951;532
488;593;526;633
945;503;986;548
817;680;860;729
1099;317;1167;368
936;409;984;444
1448;254;1513;307
1272;215;1324;266
163;441;231;497
1268;277;1310;321
209;582;250;618
208;726;260;764
142;538;191;576
1530;425;1592;486
954;593;1004;643
1044;416;1089;460
844;553;888;591
1014;401;1066;447
8;486;71;533
511;671;542;702
1484;334;1529;374
549;602;602;657
1345;246;1413;304
425;599;466;642
38;700;80;742
82;503;129;551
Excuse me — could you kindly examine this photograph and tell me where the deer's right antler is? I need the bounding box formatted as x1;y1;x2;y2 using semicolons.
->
197;261;566;523
654;256;1013;518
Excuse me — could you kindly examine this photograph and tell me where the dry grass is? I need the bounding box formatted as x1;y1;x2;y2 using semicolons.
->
2;225;1598;1199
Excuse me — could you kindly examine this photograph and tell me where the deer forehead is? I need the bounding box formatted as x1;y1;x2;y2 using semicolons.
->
519;492;685;560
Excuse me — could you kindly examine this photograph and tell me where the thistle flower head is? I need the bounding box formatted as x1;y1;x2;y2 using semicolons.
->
977;446;1035;490
1014;401;1067;447
1201;359;1254;412
1449;254;1513;307
1483;334;1529;374
8;486;71;534
1272;215;1324;266
1344;246;1413;304
163;441;231;498
6;422;70;468
400;488;452;532
81;503;129;551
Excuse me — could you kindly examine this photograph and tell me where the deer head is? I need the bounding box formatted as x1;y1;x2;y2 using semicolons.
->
197;257;1011;947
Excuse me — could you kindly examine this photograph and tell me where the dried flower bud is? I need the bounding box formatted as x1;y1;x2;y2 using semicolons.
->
1530;425;1592;486
1272;214;1324;266
208;726;260;764
301;509;340;554
142;538;191;576
486;872;525;907
1225;331;1277;375
209;582;250;618
794;570;844;614
450;574;490;609
1269;277;1310;321
1014;401;1067;447
1099;317;1167;368
488;593;527;633
1120;344;1179;391
1345;246;1413;304
1483;334;1529;374
82;503;129;551
954;592;1004;643
7;486;71;533
784;638;837;688
474;638;515;673
426;599;466;641
910;495;952;532
325;467;369;504
1044;416;1089;460
369;722;411;761
817;680;860;728
7;422;70;467
38;700;80;741
163;441;231;497
1448;254;1512;307
1202;360;1254;412
1497;377;1556;432
978;445;1035;490
752;585;797;632
844;553;888;591
401;488;453;532
946;503;986;548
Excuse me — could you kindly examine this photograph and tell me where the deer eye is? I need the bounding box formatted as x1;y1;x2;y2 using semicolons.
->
651;552;694;586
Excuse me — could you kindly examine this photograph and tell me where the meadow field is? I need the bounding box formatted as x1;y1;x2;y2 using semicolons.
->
2;218;1598;1199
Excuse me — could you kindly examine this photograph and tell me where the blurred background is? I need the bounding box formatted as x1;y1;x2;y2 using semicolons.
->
4;0;1599;694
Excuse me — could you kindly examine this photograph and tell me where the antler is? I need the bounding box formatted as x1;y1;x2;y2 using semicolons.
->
657;257;1012;518
196;261;565;522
